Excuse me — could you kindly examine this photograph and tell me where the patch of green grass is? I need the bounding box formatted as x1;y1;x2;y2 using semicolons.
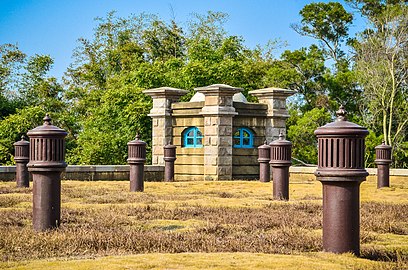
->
0;252;401;270
144;218;205;231
361;176;408;203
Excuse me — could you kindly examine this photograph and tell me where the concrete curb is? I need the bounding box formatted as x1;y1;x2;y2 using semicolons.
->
0;165;164;181
1;165;408;181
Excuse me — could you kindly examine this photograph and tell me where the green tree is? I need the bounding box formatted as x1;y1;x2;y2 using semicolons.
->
0;44;26;119
0;44;70;165
346;0;407;23
66;84;151;164
290;2;362;116
143;20;185;60
292;2;353;61
0;106;45;165
64;12;168;164
354;2;408;167
287;107;331;164
265;45;328;111
188;11;228;46
20;55;65;111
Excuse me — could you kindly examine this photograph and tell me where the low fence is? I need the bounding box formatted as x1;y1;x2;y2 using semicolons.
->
289;166;408;176
1;165;408;181
0;165;164;181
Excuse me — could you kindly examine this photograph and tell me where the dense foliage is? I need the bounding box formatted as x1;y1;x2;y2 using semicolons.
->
0;1;407;167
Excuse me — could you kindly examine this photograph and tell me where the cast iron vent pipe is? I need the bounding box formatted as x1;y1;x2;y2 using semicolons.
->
14;136;30;188
258;141;271;183
314;105;368;256
128;134;146;192
375;142;392;188
164;144;176;182
269;133;292;200
27;114;67;232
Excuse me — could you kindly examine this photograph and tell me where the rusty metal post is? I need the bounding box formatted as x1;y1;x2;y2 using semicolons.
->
269;133;292;200
27;114;67;232
14;136;30;188
314;106;368;256
128;135;146;192
375;142;392;188
258;141;271;182
164;144;176;182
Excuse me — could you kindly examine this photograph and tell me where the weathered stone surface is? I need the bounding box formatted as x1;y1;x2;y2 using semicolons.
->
176;147;204;155
173;126;204;136
202;126;218;136
177;156;204;165
204;165;218;175
172;101;204;110
232;155;258;165
218;156;232;166
204;156;218;166
173;117;204;127
232;165;260;175
219;136;232;147
175;174;205;181
176;164;204;174
233;116;266;128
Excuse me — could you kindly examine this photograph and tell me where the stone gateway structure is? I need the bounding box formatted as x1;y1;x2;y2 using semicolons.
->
144;84;295;181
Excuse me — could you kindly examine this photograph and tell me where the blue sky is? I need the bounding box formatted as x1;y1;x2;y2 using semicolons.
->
0;0;364;80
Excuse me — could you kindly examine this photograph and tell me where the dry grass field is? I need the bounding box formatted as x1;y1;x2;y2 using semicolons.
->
0;175;407;269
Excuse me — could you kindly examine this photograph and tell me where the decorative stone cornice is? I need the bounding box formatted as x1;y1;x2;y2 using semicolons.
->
144;87;188;117
249;87;295;119
196;84;241;116
195;84;243;96
143;87;188;99
248;87;296;98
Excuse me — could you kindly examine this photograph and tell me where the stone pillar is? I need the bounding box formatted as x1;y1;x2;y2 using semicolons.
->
197;84;241;180
248;88;295;142
143;87;187;165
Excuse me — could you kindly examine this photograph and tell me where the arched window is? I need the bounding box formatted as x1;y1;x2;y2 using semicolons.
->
182;127;203;148
233;127;254;148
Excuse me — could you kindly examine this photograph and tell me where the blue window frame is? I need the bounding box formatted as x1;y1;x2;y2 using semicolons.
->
182;127;203;148
233;127;254;148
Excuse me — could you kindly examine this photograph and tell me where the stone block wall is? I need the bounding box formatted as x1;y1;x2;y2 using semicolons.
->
232;102;268;179
172;102;205;181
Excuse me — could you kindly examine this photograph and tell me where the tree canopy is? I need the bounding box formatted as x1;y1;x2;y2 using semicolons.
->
0;2;407;168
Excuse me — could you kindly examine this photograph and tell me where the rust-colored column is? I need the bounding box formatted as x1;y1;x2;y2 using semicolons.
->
164;144;176;182
269;133;292;200
27;114;67;232
128;135;146;192
375;142;392;188
14;136;30;188
314;106;368;256
258;141;271;182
